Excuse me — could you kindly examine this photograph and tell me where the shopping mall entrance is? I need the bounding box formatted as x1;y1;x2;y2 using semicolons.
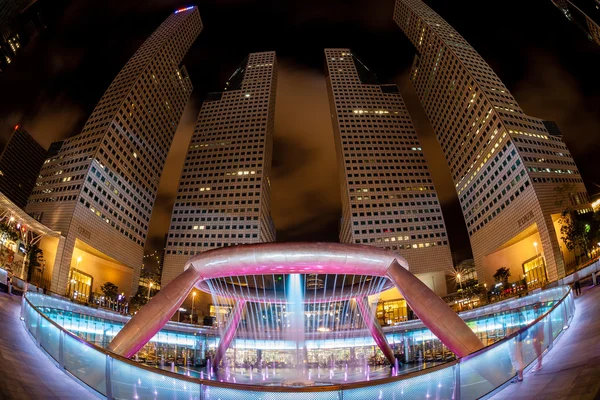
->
482;223;548;290
65;239;134;300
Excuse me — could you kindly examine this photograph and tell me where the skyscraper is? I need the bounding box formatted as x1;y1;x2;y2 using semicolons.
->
324;48;453;296
0;0;31;72
26;6;202;299
0;0;30;35
394;0;591;286
0;0;72;73
0;125;46;208
552;0;600;45
161;52;277;315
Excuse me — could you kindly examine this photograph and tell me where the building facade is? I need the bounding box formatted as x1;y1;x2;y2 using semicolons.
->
26;6;203;299
161;52;277;315
552;0;600;46
394;0;591;286
324;48;454;296
0;126;46;208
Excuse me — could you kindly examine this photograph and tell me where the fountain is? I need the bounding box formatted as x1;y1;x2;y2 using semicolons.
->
108;243;485;388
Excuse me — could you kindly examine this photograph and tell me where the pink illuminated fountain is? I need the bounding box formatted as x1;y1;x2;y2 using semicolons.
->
108;242;484;386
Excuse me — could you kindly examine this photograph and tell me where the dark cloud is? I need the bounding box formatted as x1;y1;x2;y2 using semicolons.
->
393;69;473;263
511;50;600;193
271;63;341;238
144;98;199;253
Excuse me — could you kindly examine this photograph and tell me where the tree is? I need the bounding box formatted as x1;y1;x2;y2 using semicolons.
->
493;267;511;284
100;282;119;300
554;183;599;265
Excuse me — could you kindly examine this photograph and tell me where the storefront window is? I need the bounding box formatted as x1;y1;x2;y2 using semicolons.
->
67;268;93;301
522;255;547;289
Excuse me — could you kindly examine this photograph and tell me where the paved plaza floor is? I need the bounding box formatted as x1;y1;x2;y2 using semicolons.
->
490;282;600;400
0;292;97;400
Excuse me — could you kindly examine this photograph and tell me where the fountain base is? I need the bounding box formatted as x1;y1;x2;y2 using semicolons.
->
281;379;316;387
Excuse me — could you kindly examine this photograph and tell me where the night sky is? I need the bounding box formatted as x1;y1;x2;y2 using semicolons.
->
0;0;598;266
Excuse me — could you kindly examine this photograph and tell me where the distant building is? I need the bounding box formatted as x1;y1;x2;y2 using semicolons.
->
324;48;453;296
552;0;600;45
161;52;278;316
45;140;64;159
0;125;46;208
0;0;30;34
0;0;70;73
394;0;591;288
26;7;202;300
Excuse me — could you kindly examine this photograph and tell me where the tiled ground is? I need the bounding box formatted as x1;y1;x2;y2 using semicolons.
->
490;282;600;400
0;292;97;400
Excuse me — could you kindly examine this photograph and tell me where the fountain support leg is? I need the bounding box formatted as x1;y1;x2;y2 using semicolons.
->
356;297;396;365
386;259;484;357
213;300;246;369
108;266;201;358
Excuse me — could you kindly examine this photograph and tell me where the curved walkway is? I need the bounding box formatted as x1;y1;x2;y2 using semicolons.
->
0;284;598;400
490;282;600;400
0;292;97;400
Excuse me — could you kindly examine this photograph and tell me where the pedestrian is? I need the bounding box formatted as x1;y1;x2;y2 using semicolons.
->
574;279;581;296
572;271;581;296
531;302;544;372
508;311;526;382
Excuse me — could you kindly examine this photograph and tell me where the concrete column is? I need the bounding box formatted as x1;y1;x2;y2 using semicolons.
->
356;297;396;365
539;214;565;281
386;259;484;358
51;235;75;295
108;266;201;357
212;300;246;369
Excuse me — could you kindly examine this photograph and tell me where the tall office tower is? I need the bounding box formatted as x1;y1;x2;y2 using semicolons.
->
552;0;600;45
26;6;202;299
324;48;453;296
0;125;46;208
0;0;31;72
161;52;277;315
0;0;30;34
394;0;591;286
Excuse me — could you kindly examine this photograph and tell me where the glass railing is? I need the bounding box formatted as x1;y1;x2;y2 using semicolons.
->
21;286;574;399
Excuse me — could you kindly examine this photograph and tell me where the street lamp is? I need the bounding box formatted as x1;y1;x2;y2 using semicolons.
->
147;282;153;301
456;273;463;291
191;291;197;324
533;241;538;255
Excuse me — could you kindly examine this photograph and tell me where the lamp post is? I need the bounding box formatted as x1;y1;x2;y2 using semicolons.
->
533;241;538;256
483;283;488;304
147;282;153;301
191;291;197;324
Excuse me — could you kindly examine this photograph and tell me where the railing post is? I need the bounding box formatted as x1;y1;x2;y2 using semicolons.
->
547;314;554;350
58;330;65;368
338;388;344;400
453;362;461;400
105;355;113;400
36;311;42;347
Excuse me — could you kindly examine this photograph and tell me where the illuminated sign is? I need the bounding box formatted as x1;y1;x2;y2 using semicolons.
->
175;6;194;13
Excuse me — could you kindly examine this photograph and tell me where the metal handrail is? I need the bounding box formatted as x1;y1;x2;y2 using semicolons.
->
23;285;572;393
461;286;571;363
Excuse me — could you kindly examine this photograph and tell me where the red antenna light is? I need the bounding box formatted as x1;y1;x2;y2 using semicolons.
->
14;125;19;130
